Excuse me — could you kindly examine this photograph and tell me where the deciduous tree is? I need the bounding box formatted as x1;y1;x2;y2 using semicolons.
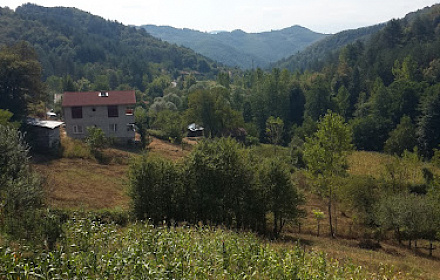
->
304;111;353;238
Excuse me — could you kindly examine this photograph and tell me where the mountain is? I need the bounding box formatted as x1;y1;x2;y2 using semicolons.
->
142;25;328;69
0;4;217;91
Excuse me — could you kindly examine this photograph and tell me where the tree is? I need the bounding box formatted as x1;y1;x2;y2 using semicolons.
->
0;109;18;128
0;42;44;121
334;85;350;120
375;193;440;251
129;154;182;225
0;125;44;239
351;115;392;151
312;210;325;237
86;127;107;160
384;115;417;156
304;111;353;238
257;158;303;238
134;107;150;149
183;138;255;228
151;110;184;144
265;116;284;146
304;78;333;121
417;84;440;158
186;88;243;137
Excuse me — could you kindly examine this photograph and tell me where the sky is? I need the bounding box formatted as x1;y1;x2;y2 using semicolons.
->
2;0;440;34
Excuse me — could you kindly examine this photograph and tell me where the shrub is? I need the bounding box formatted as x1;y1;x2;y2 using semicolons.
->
61;136;92;159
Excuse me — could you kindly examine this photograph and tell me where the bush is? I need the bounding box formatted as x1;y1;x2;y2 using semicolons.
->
61;136;92;159
0;125;46;241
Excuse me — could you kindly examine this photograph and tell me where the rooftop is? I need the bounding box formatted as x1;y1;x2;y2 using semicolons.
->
62;90;136;107
27;117;64;129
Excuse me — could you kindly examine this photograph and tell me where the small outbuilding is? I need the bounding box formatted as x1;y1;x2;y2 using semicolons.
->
187;123;204;137
26;117;64;152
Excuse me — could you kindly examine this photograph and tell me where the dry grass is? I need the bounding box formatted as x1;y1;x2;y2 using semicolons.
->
32;136;189;210
148;137;191;161
348;151;440;184
278;233;440;280
33;158;130;210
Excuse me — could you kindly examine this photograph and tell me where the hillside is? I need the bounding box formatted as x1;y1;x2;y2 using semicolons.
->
30;142;440;279
142;25;328;69
276;24;385;72
276;3;440;76
0;4;217;91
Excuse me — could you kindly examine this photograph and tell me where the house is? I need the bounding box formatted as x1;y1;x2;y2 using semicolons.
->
62;90;136;144
26;117;64;151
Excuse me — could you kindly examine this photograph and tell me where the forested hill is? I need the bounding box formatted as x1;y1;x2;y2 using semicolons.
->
276;4;440;75
275;24;385;72
142;25;328;69
0;4;217;91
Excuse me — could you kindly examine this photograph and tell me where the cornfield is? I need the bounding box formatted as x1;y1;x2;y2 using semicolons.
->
1;217;405;279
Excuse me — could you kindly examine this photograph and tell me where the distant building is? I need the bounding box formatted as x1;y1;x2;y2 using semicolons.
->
62;90;136;144
187;123;204;137
26;117;64;151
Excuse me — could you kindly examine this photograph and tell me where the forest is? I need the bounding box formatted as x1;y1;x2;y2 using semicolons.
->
1;2;440;279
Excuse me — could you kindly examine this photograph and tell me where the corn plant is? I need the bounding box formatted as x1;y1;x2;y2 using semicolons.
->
0;217;410;279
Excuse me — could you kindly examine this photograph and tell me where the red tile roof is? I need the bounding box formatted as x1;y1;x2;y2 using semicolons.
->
62;90;136;107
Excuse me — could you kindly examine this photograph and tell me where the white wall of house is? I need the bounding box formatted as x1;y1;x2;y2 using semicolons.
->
63;104;135;143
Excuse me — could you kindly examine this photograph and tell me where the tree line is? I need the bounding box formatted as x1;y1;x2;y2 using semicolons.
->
129;137;303;238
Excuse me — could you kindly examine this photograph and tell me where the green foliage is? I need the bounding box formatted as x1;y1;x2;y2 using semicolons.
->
143;25;327;69
0;125;45;241
0;4;217;91
150;110;184;143
186;88;244;137
384;115;417;156
134;107;150;149
265;116;284;146
129;154;182;225
417;84;440;158
374;193;440;246
256;158;304;238
0;42;44;121
304;111;353;178
0;217;383;279
304;78;333;121
304;111;353;237
0;109;19;128
60;136;92;159
86;127;107;159
312;209;325;236
129;138;302;237
351;116;392;151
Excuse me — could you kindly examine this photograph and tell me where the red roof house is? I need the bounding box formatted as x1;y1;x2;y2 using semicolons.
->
62;90;136;143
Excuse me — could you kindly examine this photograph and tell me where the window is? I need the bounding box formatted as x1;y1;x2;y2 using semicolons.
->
73;125;83;134
125;107;134;116
71;107;83;119
108;105;118;117
109;123;117;132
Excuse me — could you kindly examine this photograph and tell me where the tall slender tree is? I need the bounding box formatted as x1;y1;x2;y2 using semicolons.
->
304;111;353;238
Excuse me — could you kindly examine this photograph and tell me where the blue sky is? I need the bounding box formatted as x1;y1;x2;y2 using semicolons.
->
2;0;439;34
